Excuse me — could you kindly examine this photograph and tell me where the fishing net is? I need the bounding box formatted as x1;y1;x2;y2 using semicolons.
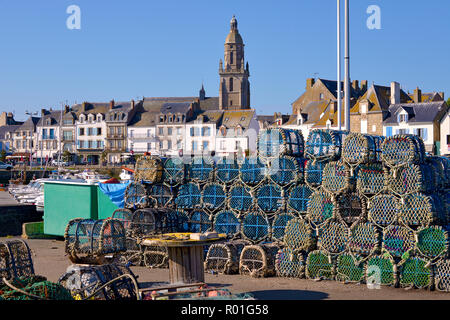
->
283;217;316;251
124;182;149;209
64;218;126;264
213;210;241;238
0;276;73;300
256;182;284;212
143;245;168;269
304;159;327;190
239;157;267;186
305;250;334;280
342;133;384;168
335;253;365;283
239;244;278;278
257;128;304;160
306;189;335;227
241;212;271;243
134;156;164;184
356;163;385;196
288;184;313;214
398;193;445;227
382;225;415;258
189;210;213;233
398;257;432;289
415;225;448;261
174;182;202;209
58;263;138;300
267;156;305;186
335;193;366;226
386;163;436;196
216;157;240;184
365;254;396;286
381;134;426;170
434;259;450;292
148;184;174;208
205;241;247;275
163;157;185;185
202;183;226;212
272;212;297;243
275;247;305;278
321;160;354;195
305;129;349;162
111;209;133;232
347;222;380;257
228;183;254;213
188;156;215;183
317;220;349;255
0;240;34;281
367;194;399;228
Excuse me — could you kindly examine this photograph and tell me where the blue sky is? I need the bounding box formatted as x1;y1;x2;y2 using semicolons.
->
0;0;449;120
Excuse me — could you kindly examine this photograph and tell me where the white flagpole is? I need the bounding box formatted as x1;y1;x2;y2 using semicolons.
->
337;0;342;130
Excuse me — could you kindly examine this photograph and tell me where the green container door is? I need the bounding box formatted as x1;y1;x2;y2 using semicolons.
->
97;187;119;219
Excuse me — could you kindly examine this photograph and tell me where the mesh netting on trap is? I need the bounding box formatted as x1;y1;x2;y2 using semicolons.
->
385;163;436;196
256;182;284;212
143;244;168;269
202;183;226;212
304;159;327;190
334;193;367;226
111;208;133;233
382;225;415;258
64;218;126;264
241;212;271;243
189;209;213;233
342;133;384;168
124;182;149;209
188;156;215;183
288;184;313;214
275;247;305;278
267;156;306;186
434;259;450;292
347;222;380;257
426;156;449;188
321;160;354;195
205;241;247;275
398;256;432;289
239;244;279;278
306;189;335;227
381;134;426;170
272;212;297;243
0;240;34;282
0;276;73;300
365;254;396;286
283;217;316;251
172;210;190;232
317;220;350;255
57;263;138;300
213;210;241;238
134;156;164;184
163;157;185;185
216;157;240;184
228;183;254;213
174;182;202;209
257;128;304;160
398;193;446;227
356;163;385;196
305;250;334;280
130;208;180;236
335;253;365;283
305;129;349;162
239;157;267;186
415;225;449;261
367;194;400;228
148;183;175;208
117;237;144;266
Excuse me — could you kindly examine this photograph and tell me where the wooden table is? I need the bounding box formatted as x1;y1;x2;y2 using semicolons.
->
140;233;227;284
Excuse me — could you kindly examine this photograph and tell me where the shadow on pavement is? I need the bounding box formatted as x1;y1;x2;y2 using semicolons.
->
248;289;328;300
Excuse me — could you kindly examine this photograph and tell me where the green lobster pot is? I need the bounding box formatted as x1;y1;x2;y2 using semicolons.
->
398;257;432;289
283;217;316;252
366;255;396;286
335;253;365;283
275;247;305;278
306;250;334;280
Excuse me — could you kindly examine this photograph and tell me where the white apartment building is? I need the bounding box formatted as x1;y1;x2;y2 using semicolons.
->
185;110;222;156
75;110;107;164
439;108;450;156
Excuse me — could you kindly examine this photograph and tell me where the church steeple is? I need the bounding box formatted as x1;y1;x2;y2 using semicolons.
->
199;84;206;101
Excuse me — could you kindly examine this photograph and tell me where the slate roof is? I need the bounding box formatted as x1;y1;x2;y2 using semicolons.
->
384;101;448;124
17;117;40;131
37;110;63;126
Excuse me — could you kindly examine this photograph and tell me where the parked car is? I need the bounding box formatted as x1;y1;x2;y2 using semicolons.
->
0;161;13;170
51;159;68;166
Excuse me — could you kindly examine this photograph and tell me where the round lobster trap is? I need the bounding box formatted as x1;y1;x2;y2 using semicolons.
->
256;182;284;212
0;240;35;281
134;156;164;184
213;210;241;238
342;133;384;169
216;157;240;184
57;263;138;300
426;156;448;188
64;218;127;264
188;209;213;233
188;156;215;183
111;208;134;232
398;193;445;227
228;182;254;213
267;156;305;186
163;157;185;185
124;182;149;209
201;183;226;212
347;222;380;257
0;276;73;301
239;157;267;186
174;182;202;209
241;212;271;243
415;225;449;262
306;189;335;227
304;159;327;190
148;183;175;208
275;247;305;278
335;253;365;283
434;259;450;292
239;244;279;278
283;217;316;252
398;256;432;289
385;163;436;196
321;160;354;195
334;193;367;227
172;210;190;233
305;129;348;162
381;134;426;170
142;244;168;269
257;128;304;160
317;220;350;255
382;225;415;258
356;163;386;197
365;254;396;286
272;212;297;244
305;250;334;280
204;240;248;275
288;184;313;215
367;194;400;228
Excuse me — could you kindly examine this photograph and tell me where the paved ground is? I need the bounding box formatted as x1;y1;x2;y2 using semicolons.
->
0;189;19;206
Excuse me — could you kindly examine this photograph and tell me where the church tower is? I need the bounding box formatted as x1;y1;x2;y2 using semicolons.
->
219;15;250;110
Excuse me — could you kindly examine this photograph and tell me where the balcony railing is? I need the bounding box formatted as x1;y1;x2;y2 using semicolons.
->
106;134;125;139
42;135;56;140
128;133;156;140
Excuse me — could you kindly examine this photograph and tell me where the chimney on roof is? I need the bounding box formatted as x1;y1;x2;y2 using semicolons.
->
360;80;368;92
306;78;315;89
82;102;87;112
390;82;400;105
439;92;445;101
41;109;46;116
330;101;337;114
110;99;115;110
131;99;135;109
414;87;422;103
352;80;359;92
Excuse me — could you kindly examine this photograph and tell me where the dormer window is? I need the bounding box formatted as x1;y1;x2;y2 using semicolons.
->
159;115;165;123
46;119;51;126
398;114;408;123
